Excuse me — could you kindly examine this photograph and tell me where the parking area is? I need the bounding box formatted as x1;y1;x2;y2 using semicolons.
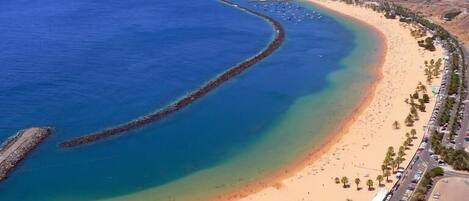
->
428;177;469;201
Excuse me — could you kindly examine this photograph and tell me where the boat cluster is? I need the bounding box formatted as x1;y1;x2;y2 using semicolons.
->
251;0;323;23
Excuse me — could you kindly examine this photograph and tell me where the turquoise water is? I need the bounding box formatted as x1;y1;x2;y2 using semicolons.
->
0;0;380;200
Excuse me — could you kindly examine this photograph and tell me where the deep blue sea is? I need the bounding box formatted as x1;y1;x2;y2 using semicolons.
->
0;0;379;200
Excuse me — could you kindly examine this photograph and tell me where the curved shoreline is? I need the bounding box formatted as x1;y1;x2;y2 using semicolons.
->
211;2;387;200
218;1;446;201
59;0;285;148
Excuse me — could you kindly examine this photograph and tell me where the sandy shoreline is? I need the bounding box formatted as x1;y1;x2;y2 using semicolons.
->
214;0;444;201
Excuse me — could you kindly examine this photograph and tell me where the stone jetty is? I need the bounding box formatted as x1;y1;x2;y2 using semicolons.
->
59;0;286;148
0;127;51;182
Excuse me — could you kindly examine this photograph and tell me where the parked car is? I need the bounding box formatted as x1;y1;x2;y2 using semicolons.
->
396;172;403;179
408;183;416;191
397;167;405;173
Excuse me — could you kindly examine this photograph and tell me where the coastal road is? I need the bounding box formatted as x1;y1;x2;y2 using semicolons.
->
388;147;437;201
456;44;469;150
390;43;469;201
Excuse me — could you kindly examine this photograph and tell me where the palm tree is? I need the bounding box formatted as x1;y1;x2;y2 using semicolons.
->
387;146;395;156
421;85;427;93
411;109;419;121
384;155;392;167
396;156;404;169
416;81;423;91
376;175;383;186
403;140;410;149
406;132;411;139
406;137;413;147
341;176;349;188
424;68;430;76
410;105;417;115
412;91;419;99
355;178;360;190
398;146;405;156
418;101;426;112
405;114;414;126
422;93;430;103
410;129;417;139
381;164;387;175
366;179;374;191
335;177;340;184
392;121;400;129
426;73;432;84
384;170;391;182
391;159;398;173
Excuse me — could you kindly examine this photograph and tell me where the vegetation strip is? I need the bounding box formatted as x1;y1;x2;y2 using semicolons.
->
59;0;286;148
410;167;444;201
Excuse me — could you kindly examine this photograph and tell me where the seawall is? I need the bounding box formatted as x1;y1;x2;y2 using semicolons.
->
59;0;285;148
0;127;52;182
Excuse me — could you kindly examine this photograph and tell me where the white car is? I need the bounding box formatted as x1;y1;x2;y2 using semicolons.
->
397;167;405;173
396;172;403;179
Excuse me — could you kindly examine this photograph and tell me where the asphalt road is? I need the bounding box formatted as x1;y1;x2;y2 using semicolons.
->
456;45;469;150
389;146;436;201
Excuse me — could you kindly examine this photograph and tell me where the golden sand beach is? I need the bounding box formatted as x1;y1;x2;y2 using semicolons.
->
216;1;446;200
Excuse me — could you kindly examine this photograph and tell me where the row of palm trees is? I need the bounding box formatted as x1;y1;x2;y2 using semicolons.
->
347;78;424;193
424;58;443;84
409;25;426;39
401;82;431;127
334;176;375;191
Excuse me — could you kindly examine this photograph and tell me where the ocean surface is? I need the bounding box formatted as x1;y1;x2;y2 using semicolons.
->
0;0;380;200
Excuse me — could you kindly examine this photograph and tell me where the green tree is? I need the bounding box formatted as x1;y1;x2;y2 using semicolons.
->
410;105;418;114
429;167;444;177
398;146;405;155
366;179;374;191
410;129;417;139
391;159;398;173
418;101;426;112
396;156;404;169
381;164;387;175
387;146;395;156
405;114;414;126
341;176;349;188
354;178;361;190
384;154;393;167
392;121;400;129
418;83;427;93
335;177;340;184
422;93;430;103
406;137;413;146
412;91;419;99
384;169;391;182
376;175;383;186
411;108;419;121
